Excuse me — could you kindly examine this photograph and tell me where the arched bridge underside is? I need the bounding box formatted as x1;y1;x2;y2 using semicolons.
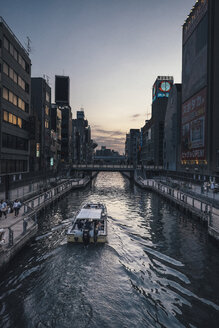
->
71;164;163;172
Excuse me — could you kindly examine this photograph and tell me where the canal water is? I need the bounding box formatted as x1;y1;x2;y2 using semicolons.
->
0;172;219;328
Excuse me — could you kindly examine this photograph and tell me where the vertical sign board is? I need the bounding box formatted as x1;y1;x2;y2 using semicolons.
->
181;0;208;163
181;87;207;162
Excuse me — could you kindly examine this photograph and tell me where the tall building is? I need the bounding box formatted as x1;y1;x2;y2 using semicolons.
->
72;110;94;164
55;75;70;106
126;129;140;165
142;76;173;166
55;75;72;165
181;0;219;178
51;104;62;171
0;17;31;174
163;84;182;171
31;77;51;172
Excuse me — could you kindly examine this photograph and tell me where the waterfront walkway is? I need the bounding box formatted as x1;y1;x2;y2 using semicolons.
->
135;176;219;242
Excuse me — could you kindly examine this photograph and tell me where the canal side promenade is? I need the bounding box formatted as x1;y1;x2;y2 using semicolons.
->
0;175;93;270
134;174;219;243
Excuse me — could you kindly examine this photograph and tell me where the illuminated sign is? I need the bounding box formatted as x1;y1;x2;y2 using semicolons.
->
36;143;40;157
50;158;54;166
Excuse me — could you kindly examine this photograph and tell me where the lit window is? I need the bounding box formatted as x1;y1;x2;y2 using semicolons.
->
3;111;8;122
45;120;49;129
13;95;17;106
17;117;22;128
45;105;49;116
9;113;13;124
18;98;25;111
12;115;17;125
9;91;14;103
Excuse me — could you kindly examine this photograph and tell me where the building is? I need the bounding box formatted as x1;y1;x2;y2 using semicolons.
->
31;77;51;172
125;129;140;165
50;104;62;171
181;0;219;179
142;76;173;166
61;106;72;164
163;84;182;171
55;75;70;106
0;17;31;174
72;110;95;164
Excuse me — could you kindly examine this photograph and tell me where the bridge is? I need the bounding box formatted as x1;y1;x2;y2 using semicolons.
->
71;164;163;172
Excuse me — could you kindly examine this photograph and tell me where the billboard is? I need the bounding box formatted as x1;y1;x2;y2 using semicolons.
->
182;9;208;102
55;76;70;105
181;88;206;162
152;79;173;103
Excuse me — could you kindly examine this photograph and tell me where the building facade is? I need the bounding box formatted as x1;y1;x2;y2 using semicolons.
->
181;0;219;179
163;84;182;171
31;77;51;172
0;17;31;174
141;76;173;166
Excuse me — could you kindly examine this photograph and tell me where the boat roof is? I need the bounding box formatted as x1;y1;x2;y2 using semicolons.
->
76;208;103;220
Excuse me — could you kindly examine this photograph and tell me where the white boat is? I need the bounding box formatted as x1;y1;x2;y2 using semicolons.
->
67;203;107;244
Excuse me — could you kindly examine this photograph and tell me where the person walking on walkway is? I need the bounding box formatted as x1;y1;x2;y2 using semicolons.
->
1;200;8;219
13;199;21;217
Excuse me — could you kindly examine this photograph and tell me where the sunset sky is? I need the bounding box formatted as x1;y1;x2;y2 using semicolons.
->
1;0;195;154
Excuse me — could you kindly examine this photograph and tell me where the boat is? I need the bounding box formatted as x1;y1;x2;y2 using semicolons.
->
67;203;107;244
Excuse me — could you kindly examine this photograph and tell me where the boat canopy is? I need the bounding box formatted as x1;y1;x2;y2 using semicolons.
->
76;209;103;220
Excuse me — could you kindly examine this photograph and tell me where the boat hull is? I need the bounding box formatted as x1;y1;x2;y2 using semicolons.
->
67;234;107;243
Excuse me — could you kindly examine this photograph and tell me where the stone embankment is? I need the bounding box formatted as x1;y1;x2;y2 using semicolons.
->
133;175;219;243
0;175;94;270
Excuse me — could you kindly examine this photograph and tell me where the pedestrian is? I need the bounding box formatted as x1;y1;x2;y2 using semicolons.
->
1;200;8;218
13;199;21;217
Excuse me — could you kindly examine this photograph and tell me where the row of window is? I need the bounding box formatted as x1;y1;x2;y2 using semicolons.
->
2;133;28;151
3;61;29;93
3;110;28;130
3;36;30;73
3;87;29;112
0;159;28;174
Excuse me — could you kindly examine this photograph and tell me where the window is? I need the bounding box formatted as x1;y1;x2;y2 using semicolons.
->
18;76;25;90
18;55;25;70
17;117;22;128
9;91;14;103
9;67;14;80
14;49;18;61
9;43;14;56
45;105;49;116
45;120;49;129
25;62;30;74
25;83;29;93
3;111;8;122
8;113;13;124
3;37;9;50
25;102;29;113
46;92;50;103
13;72;18;83
13;94;17;106
18;98;25;111
3;62;9;75
3;87;8;100
12;114;17;125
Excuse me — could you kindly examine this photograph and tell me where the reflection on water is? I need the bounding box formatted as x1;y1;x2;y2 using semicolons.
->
0;172;219;328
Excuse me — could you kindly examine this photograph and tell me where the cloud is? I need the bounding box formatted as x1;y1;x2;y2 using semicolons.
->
129;113;143;120
91;126;126;153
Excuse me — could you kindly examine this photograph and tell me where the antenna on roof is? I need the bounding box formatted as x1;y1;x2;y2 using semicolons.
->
26;36;32;55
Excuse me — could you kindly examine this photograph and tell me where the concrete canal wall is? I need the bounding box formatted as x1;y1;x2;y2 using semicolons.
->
132;174;219;243
0;174;97;270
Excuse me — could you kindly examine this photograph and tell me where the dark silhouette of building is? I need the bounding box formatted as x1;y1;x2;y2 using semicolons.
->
142;76;173;166
181;0;219;179
55;75;70;106
31;77;51;172
163;84;182;171
0;17;31;174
